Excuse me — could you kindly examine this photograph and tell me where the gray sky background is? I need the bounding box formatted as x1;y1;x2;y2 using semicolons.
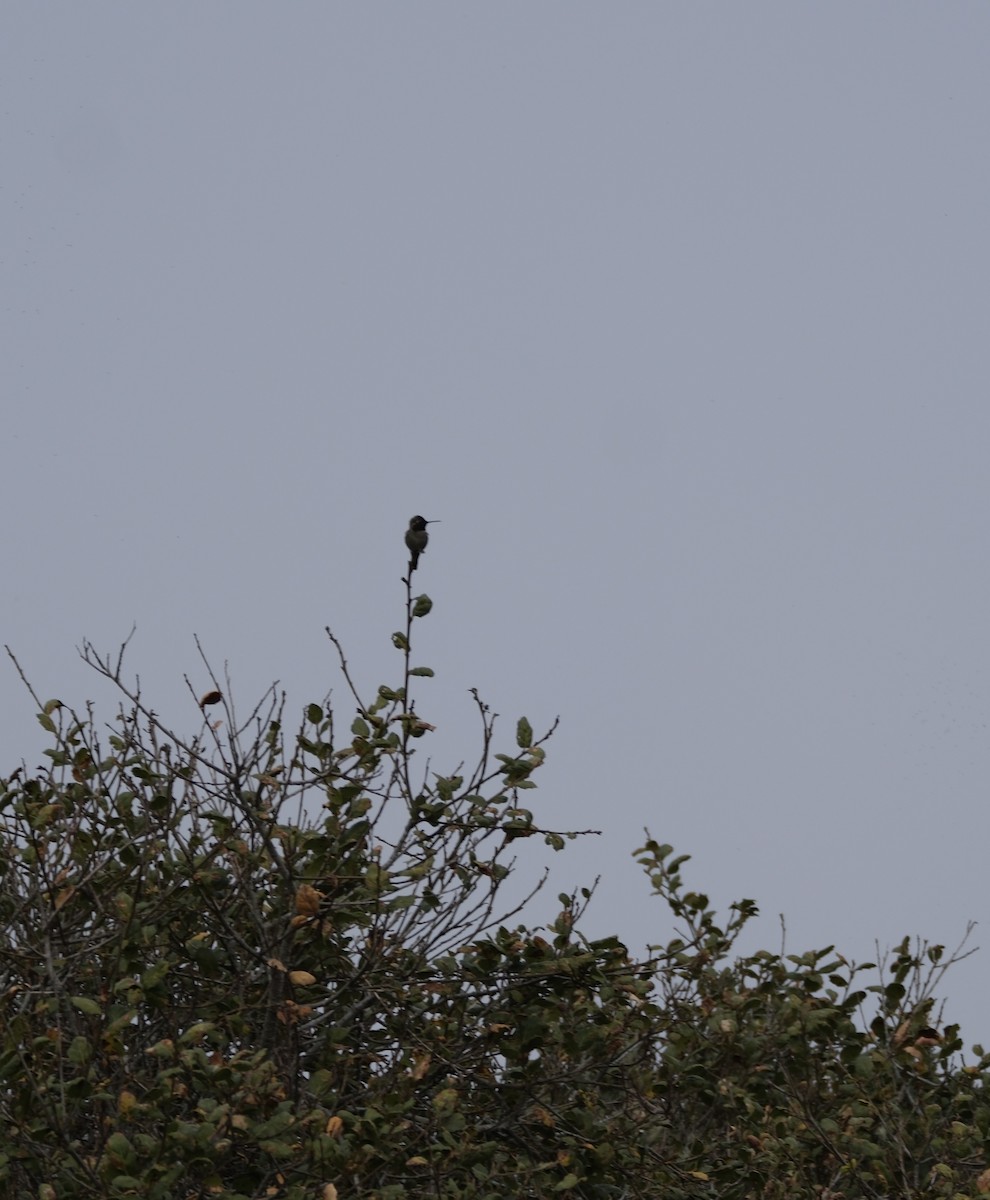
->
5;7;990;1044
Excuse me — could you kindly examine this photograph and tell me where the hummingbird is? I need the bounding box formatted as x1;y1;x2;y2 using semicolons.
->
405;515;438;572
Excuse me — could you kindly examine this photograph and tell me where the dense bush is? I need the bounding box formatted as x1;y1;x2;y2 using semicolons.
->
1;580;988;1198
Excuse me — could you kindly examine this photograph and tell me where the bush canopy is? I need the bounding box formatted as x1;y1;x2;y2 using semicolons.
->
1;578;988;1199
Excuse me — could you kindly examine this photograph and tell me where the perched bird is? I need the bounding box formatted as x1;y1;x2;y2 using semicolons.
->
405;515;438;572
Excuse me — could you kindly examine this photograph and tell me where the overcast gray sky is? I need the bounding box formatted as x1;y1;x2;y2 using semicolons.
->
5;6;990;1044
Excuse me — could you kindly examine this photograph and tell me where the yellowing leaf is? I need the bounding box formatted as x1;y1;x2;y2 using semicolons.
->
288;971;316;987
295;884;323;916
432;1087;459;1114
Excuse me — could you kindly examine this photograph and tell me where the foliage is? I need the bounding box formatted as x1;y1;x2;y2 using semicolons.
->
1;579;989;1199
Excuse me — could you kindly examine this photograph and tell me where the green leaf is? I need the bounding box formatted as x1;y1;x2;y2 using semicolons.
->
884;982;905;1008
351;716;370;737
106;1132;135;1163
106;1009;139;1038
405;856;434;880
391;631;409;650
30;804;61;828
516;717;533;748
306;703;324;724
179;1021;216;1045
68;1036;91;1064
70;996;101;1016
412;594;433;618
365;864;390;895
141;961;170;988
409;666;434;677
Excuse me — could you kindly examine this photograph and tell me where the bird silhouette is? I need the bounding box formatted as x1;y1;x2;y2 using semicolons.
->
405;515;437;572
